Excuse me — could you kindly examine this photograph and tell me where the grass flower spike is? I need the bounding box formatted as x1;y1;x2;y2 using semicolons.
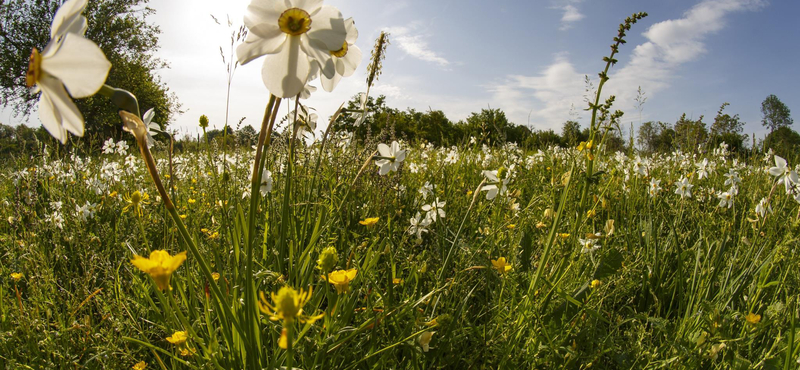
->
131;250;187;291
26;0;111;143
326;268;357;293
237;0;347;97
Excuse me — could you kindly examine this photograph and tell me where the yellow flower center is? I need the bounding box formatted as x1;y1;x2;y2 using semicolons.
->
26;48;41;88
274;286;301;320
131;191;142;204
279;8;312;36
331;42;348;58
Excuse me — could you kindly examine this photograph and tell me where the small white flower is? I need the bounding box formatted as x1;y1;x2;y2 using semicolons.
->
375;141;407;175
102;138;116;154
755;197;771;218
422;198;446;222
674;177;693;199
579;237;600;254
260;169;273;196
649;178;662;197
716;191;733;209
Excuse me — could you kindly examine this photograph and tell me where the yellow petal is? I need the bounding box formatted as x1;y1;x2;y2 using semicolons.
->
130;255;157;272
278;328;289;349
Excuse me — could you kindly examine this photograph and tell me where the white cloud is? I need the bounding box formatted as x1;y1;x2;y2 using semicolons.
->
553;0;585;30
383;26;450;67
490;0;765;131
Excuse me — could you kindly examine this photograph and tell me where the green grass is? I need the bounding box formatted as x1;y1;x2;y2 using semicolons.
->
0;136;798;369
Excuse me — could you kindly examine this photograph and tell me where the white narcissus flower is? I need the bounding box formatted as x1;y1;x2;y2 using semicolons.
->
674;177;693;199
579;238;600;254
26;0;111;144
422;198;446;222
143;108;161;148
648;178;662;197
716;191;733;209
755;197;771;218
480;168;510;200
260;169;273;196
375;141;407;175
237;0;347;98
320;17;361;92
288;108;318;138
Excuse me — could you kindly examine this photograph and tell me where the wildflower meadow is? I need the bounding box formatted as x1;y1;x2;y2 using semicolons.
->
1;0;799;369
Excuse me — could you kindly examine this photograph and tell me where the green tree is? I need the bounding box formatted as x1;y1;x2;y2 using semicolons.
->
761;94;793;132
764;126;800;162
0;0;179;144
674;113;707;152
637;121;658;152
709;102;747;152
561;120;585;147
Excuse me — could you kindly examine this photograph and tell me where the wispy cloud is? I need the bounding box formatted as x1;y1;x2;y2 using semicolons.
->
490;0;765;130
383;26;450;67
552;0;585;30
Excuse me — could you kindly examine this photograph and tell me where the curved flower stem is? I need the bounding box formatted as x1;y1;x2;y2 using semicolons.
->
116;106;244;352
277;97;302;278
245;94;280;366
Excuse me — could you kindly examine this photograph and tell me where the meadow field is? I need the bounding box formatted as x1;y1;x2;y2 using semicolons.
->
2;133;799;369
1;0;799;368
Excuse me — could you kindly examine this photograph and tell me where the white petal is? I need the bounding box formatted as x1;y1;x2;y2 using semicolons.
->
343;18;358;44
320;71;341;92
143;108;155;124
775;156;787;169
307;6;346;51
379;163;390;175
38;75;84;140
244;1;287;31
238;32;287;65
395;150;407;162
50;0;88;38
41;34;110;98
377;143;391;157
261;36;309;98
293;0;323;11
339;44;361;77
303;38;336;78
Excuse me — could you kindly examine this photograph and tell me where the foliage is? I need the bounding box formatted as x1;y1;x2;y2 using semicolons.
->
761;94;793;133
0;0;180;143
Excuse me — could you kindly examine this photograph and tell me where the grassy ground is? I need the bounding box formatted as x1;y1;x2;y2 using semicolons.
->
0;136;798;369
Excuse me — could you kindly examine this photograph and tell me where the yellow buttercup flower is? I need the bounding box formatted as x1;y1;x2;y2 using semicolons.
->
359;217;379;226
535;221;547;229
211;272;220;282
166;331;188;346
590;279;602;289
491;257;512;275
506;224;516;230
10;272;23;282
586;209;596;218
130;250;187;291
132;361;147;370
326;268;358;294
393;278;404;285
745;312;761;325
558;233;571;240
258;286;323;324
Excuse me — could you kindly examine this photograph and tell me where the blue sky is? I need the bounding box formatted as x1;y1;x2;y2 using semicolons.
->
5;0;798;142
